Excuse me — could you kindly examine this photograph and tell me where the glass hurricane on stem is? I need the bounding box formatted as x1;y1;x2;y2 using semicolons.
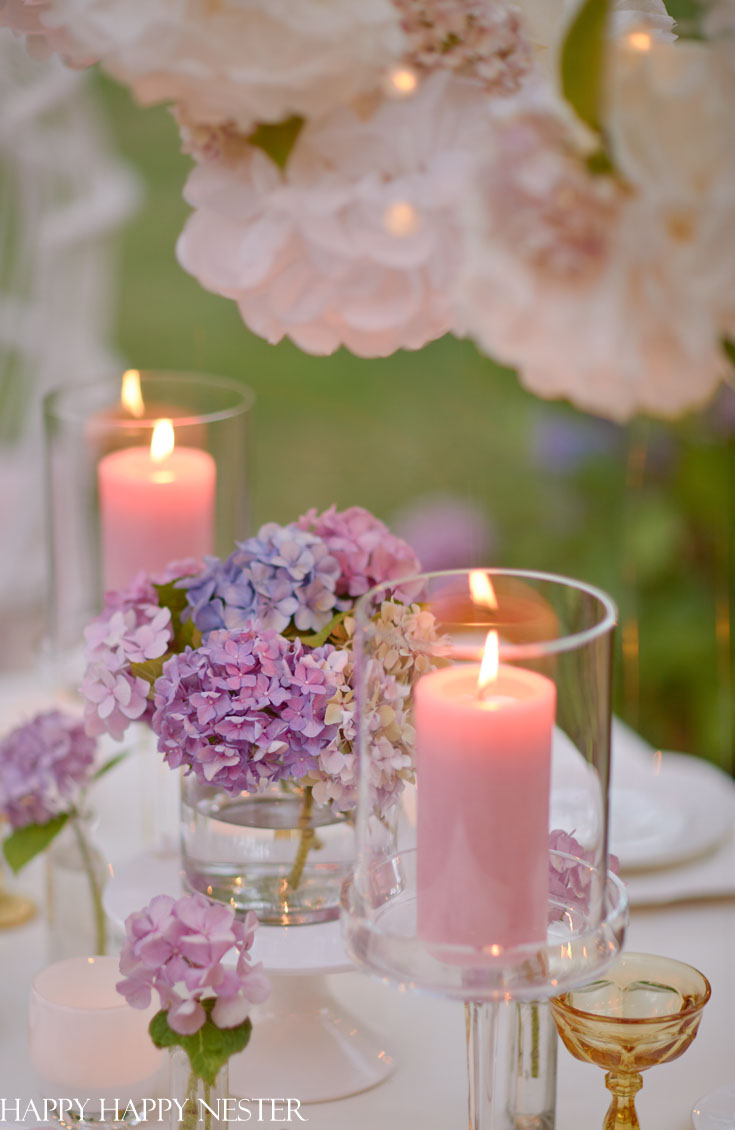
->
343;568;629;1129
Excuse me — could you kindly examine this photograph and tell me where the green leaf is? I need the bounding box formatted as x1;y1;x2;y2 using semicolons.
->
153;578;201;653
722;338;735;366
3;814;68;873
130;656;167;688
248;116;304;171
93;751;128;781
560;0;610;133
177;619;202;652
586;148;615;176
153;579;189;621
298;610;347;648
150;1004;252;1086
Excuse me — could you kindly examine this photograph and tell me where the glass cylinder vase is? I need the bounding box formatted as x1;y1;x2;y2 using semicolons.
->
343;568;628;1130
181;778;354;925
509;1001;558;1129
46;812;108;961
43;370;253;677
168;1046;228;1130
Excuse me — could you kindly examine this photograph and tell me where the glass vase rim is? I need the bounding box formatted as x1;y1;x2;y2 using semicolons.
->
43;370;255;429
354;567;618;660
551;951;712;1025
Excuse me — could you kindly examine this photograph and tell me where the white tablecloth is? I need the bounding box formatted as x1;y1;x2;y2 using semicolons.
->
1;671;733;1128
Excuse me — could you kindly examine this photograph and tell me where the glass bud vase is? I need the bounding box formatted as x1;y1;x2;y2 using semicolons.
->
46;813;108;960
168;1046;228;1130
509;1001;558;1129
181;778;354;925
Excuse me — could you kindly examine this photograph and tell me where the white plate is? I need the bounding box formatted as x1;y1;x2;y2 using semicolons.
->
104;850;353;974
610;753;735;873
692;1083;735;1129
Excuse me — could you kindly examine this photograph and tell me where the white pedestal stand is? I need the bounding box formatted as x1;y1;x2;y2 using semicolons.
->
104;851;394;1103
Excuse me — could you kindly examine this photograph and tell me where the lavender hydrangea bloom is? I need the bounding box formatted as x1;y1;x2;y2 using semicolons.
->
0;710;96;828
184;523;342;636
117;893;270;1036
151;628;345;794
297;505;421;602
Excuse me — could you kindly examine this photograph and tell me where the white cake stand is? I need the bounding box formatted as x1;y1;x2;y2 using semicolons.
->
104;851;394;1103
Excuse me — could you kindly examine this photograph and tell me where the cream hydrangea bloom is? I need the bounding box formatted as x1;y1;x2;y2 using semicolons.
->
176;72;495;356
8;0;405;129
458;39;735;421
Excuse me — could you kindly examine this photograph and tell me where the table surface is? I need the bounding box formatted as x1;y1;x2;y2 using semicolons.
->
1;669;733;1129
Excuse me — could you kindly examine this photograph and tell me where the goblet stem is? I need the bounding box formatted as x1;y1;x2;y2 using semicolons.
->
603;1070;643;1130
465;1000;512;1130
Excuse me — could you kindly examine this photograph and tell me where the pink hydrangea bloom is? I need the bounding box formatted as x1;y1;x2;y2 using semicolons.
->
81;561;199;741
117;893;270;1036
549;828;620;915
297;505;421;601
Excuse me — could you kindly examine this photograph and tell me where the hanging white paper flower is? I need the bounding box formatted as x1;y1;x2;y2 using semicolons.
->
0;0;94;66
457;39;735;421
177;73;494;357
394;0;533;93
4;0;405;130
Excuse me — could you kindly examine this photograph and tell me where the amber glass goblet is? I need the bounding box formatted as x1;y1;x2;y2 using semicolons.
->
550;952;711;1130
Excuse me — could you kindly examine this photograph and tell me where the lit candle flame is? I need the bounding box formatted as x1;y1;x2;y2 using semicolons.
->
627;29;652;51
150;418;174;462
469;570;498;610
478;629;499;693
120;369;144;418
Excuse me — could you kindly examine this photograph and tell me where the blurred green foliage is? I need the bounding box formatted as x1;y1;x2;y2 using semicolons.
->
96;75;734;774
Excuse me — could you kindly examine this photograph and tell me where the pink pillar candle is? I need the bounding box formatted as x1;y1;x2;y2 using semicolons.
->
98;437;215;591
415;663;555;952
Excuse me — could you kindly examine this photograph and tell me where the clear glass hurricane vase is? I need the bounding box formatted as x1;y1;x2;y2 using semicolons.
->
46;811;107;960
344;568;628;1130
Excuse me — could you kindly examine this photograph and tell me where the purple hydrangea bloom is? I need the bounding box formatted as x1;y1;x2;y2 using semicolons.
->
117;893;270;1035
0;710;97;828
183;523;342;636
151;627;346;794
297;505;421;602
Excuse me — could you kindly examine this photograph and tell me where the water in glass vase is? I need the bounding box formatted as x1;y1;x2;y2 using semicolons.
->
181;779;354;925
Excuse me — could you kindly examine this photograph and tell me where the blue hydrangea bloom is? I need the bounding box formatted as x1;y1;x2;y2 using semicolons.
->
182;523;344;636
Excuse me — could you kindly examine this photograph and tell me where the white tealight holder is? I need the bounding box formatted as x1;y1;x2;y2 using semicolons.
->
29;956;164;1128
104;851;394;1104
